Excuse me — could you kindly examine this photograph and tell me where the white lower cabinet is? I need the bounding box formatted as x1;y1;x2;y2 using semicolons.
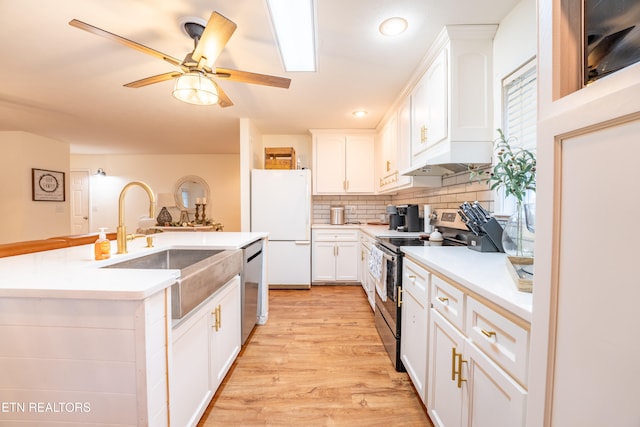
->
428;310;465;427
400;257;430;402
171;275;241;427
427;285;528;427
312;229;359;282
210;276;242;391
463;340;527;427
171;302;212;427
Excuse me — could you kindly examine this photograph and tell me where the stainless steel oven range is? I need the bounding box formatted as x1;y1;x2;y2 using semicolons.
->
373;208;472;371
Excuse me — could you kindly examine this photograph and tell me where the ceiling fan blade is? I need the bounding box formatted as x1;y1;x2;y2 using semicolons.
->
69;19;183;68
191;12;237;70
216;85;234;108
214;68;291;89
123;72;183;88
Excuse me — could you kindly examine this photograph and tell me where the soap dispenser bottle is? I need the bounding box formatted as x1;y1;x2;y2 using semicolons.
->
94;228;111;260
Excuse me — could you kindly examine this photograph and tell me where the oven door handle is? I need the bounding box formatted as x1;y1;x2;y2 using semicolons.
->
381;252;395;262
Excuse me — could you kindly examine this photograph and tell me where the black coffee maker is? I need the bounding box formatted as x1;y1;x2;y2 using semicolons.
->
387;205;404;231
396;204;420;232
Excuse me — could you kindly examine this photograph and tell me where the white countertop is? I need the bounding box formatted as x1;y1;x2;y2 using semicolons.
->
401;246;533;322
0;232;267;300
313;223;427;238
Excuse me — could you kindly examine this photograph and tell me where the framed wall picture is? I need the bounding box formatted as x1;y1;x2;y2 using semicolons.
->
32;168;65;202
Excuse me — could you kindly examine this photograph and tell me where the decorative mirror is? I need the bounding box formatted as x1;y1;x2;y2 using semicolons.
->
174;175;210;211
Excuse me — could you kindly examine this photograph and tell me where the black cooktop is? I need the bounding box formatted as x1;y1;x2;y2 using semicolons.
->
376;236;461;253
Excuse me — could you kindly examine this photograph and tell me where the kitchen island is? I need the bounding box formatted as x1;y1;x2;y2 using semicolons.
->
0;232;267;427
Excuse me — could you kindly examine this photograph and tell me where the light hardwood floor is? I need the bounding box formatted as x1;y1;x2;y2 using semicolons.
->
198;285;434;427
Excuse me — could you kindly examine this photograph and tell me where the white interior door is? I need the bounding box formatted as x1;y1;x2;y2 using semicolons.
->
70;170;89;234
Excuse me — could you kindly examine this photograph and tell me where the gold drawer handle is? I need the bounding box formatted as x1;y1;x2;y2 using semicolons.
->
481;329;496;339
438;296;449;304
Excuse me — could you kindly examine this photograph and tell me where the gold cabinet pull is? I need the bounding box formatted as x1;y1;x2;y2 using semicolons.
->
438;296;449;304
397;288;403;308
217;305;222;330
420;125;428;143
457;353;468;388
213;305;221;331
481;329;496;339
386;160;391;172
451;347;458;381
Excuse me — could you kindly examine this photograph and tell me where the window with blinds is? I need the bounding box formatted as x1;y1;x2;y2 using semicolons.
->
503;61;537;151
495;59;537;214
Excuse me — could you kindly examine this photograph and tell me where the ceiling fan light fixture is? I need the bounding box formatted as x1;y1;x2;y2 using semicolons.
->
172;72;219;105
379;17;408;36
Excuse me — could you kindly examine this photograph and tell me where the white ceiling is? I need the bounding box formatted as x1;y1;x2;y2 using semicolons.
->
0;0;520;155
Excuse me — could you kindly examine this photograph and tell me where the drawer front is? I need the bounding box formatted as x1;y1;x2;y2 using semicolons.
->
431;275;464;332
313;229;359;241
466;296;530;387
403;257;429;304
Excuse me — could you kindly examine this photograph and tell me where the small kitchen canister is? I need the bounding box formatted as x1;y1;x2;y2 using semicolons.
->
330;206;345;225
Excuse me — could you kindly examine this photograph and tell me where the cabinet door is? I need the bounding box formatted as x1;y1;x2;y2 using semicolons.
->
544;118;640;426
425;48;448;147
335;241;359;281
345;135;374;193
171;302;212;427
314;134;346;193
378;114;398;191
411;76;429;165
396;96;412;186
312;241;337;281
463;342;527;427
428;310;465;427
210;276;241;392
400;274;429;402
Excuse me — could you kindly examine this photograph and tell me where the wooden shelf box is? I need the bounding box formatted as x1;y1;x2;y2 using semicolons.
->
265;147;296;169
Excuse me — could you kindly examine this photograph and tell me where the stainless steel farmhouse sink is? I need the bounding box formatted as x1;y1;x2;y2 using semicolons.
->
104;249;242;319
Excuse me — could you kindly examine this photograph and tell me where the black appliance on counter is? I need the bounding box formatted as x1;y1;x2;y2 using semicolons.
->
373;208;472;371
386;204;421;232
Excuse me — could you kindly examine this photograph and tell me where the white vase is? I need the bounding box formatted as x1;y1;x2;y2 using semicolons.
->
501;202;535;257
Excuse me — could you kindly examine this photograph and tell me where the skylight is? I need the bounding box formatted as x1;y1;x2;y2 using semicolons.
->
266;0;317;72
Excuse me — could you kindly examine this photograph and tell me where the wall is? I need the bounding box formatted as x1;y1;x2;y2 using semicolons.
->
0;131;70;244
70;153;240;233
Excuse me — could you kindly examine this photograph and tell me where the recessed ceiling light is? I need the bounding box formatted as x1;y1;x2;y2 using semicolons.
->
353;110;368;118
379;17;408;36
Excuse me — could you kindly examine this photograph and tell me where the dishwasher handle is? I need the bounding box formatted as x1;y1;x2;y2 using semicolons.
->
247;249;262;263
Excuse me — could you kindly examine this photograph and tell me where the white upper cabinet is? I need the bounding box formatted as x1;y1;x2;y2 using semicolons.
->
377;96;441;193
407;25;497;173
311;131;375;195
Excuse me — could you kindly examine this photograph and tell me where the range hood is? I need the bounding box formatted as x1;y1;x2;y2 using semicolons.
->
400;140;493;176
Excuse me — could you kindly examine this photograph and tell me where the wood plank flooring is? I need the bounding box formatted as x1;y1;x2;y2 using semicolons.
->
197;285;434;427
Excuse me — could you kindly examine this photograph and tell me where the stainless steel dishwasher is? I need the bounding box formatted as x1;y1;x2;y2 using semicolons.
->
242;239;263;344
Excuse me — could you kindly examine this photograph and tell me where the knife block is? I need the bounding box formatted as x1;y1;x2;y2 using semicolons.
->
479;218;505;253
468;235;499;252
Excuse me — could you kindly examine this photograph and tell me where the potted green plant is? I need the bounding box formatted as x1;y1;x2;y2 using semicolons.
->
471;129;536;257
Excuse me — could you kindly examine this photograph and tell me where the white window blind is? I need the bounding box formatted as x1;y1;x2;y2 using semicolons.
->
496;60;537;214
503;62;537;150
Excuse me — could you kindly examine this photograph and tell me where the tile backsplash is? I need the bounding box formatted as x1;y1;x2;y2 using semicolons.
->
312;171;493;224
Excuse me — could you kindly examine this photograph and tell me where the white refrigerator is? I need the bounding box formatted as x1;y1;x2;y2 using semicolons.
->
250;169;311;289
